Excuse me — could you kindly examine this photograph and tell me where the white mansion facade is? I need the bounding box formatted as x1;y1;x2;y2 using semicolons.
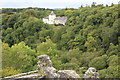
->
42;11;67;25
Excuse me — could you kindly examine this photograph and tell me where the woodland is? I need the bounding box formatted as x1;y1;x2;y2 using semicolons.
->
1;3;120;78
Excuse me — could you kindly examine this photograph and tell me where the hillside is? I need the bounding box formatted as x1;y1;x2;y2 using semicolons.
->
1;4;120;78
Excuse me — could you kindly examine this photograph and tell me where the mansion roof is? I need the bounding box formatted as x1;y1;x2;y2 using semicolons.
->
55;16;67;21
43;16;67;21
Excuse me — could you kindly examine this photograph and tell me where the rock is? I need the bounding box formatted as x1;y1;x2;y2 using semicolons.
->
37;54;52;68
37;54;80;78
2;54;80;79
1;70;40;80
84;67;99;78
37;55;59;78
17;74;42;78
58;70;80;78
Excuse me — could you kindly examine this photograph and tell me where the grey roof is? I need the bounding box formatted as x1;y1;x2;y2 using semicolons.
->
50;11;56;15
55;16;67;21
50;13;55;15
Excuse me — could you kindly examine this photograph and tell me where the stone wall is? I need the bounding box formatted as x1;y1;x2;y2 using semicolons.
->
37;55;80;78
84;67;99;78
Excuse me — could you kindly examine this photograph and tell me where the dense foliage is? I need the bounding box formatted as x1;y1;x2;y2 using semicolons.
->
1;4;119;78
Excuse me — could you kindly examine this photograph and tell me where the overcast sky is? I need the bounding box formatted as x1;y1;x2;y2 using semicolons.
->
0;0;119;8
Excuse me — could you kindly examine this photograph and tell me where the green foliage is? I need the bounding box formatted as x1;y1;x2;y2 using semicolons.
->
61;62;79;70
6;13;20;28
98;69;107;78
106;66;119;78
1;67;21;78
51;56;62;70
89;55;108;70
2;42;37;73
10;42;37;72
36;39;59;56
106;43;119;56
79;52;99;67
107;55;118;66
84;36;97;52
36;39;61;69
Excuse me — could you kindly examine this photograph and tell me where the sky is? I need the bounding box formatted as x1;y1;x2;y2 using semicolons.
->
0;0;119;8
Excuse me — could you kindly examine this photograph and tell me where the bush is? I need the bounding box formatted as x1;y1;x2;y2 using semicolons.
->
1;67;21;78
98;69;107;78
106;66;119;78
107;55;118;66
89;55;108;70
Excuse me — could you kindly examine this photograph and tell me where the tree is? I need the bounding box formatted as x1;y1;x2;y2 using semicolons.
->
12;27;24;44
61;62;79;71
80;5;83;8
3;28;13;38
89;55;108;70
7;13;19;28
22;17;46;35
1;67;21;78
80;52;99;67
106;66;119;78
107;55;118;66
36;39;60;69
5;42;37;72
106;4;108;7
25;36;36;48
84;36;97;52
13;19;25;29
111;3;114;7
2;43;11;68
100;27;117;49
36;39;59;56
24;9;37;17
91;2;96;7
98;69;107;78
106;43;119;56
2;42;21;77
3;34;14;47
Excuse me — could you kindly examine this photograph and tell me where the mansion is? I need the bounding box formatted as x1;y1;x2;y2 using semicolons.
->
42;11;67;25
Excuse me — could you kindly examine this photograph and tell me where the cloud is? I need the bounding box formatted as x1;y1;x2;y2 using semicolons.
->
0;0;119;8
1;0;119;3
